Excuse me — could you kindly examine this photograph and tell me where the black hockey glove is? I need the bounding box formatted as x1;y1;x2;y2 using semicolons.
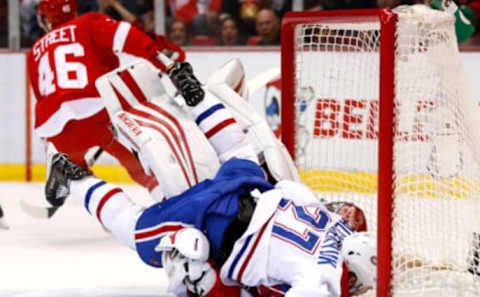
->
167;62;205;107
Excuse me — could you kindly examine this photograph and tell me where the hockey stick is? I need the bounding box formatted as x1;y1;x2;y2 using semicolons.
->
246;67;281;95
20;148;103;219
19;200;60;219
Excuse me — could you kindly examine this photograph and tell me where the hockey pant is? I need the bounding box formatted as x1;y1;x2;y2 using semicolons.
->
48;109;159;193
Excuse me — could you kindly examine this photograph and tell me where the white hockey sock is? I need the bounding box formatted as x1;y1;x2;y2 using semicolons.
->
70;177;144;249
191;91;256;163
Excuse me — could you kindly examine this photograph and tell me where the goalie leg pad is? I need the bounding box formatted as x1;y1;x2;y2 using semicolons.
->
97;60;220;199
205;58;249;100
113;111;196;198
112;103;221;198
206;83;299;182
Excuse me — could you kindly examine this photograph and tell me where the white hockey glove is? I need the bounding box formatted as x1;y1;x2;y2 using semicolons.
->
155;227;216;296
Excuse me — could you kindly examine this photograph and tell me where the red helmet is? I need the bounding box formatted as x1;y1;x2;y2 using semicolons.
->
325;201;367;232
38;0;77;29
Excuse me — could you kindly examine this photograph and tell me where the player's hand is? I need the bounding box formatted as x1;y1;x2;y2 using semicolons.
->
184;261;217;297
167;62;205;107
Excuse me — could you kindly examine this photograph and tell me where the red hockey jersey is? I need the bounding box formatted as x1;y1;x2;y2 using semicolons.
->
27;12;178;137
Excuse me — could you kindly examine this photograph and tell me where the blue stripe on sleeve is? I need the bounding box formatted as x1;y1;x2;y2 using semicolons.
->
195;104;224;125
85;181;106;213
228;233;254;280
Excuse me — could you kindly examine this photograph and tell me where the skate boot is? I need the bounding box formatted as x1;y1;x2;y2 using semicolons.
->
45;153;91;207
0;205;9;230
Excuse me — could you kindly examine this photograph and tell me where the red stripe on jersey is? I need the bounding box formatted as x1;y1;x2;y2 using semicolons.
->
237;217;272;283
205;118;236;139
96;188;122;224
135;224;184;240
135;119;192;187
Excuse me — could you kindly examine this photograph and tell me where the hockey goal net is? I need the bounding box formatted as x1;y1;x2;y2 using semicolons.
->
281;5;480;297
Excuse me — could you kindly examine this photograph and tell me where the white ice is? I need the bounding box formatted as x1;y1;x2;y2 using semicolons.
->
0;182;174;297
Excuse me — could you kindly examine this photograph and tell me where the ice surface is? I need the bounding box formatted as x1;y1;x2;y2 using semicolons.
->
0;182;173;297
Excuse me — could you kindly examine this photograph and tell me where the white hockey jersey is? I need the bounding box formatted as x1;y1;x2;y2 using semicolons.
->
221;180;354;297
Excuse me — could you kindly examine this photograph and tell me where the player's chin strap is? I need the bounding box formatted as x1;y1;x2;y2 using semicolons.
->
155;227;217;297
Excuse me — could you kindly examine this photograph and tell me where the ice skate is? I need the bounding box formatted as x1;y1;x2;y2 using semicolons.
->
45;153;91;207
0;205;9;230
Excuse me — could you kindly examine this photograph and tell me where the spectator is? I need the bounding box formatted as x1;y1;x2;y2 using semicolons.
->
260;0;290;17
166;0;222;36
240;0;261;35
252;8;281;45
143;10;155;36
168;19;190;46
305;0;324;10
103;0;136;22
77;0;98;14
376;0;402;8
218;15;245;45
458;0;480;47
467;0;480;43
376;0;419;8
321;0;375;9
21;0;43;47
0;0;6;47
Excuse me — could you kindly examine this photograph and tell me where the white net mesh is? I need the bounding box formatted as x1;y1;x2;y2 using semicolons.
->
285;5;480;296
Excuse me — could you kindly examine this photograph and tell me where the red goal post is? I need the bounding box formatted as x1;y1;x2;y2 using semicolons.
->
281;6;480;297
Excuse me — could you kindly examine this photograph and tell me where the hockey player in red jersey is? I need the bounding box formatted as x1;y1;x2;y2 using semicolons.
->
28;0;184;199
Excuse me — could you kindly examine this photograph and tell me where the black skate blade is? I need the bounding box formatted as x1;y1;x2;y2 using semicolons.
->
19;199;60;219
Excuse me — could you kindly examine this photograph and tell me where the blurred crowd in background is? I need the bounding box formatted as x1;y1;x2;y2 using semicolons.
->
0;0;479;49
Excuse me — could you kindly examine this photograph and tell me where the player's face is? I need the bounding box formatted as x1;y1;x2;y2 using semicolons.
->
169;21;188;46
221;19;239;46
338;204;367;232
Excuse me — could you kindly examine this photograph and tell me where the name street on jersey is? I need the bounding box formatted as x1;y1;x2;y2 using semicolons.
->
317;220;354;268
33;25;77;61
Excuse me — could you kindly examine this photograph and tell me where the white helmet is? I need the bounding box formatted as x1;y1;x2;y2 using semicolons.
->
342;232;377;295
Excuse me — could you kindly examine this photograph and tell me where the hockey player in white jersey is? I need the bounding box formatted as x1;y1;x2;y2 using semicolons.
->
45;59;375;297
